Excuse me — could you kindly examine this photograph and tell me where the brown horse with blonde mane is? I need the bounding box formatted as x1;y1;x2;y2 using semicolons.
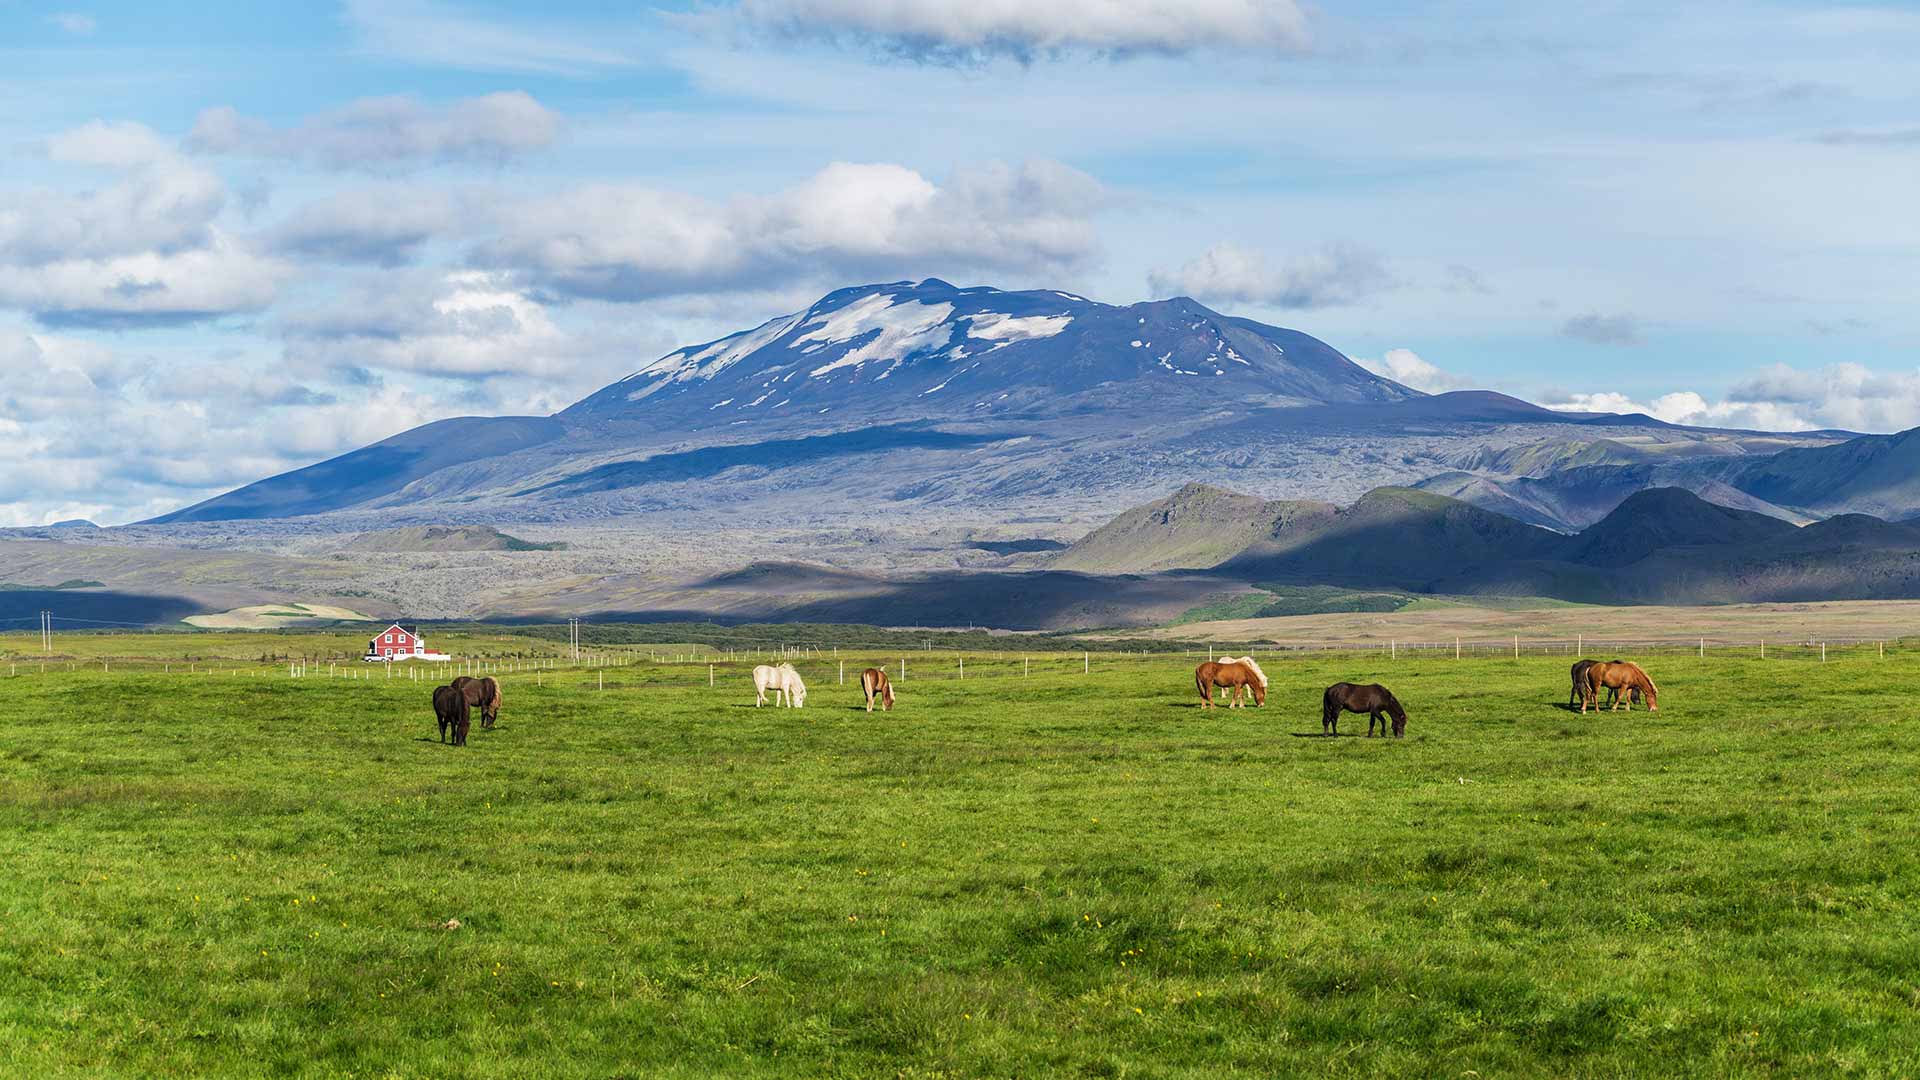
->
1582;661;1658;713
450;675;502;729
860;667;895;712
1195;656;1267;708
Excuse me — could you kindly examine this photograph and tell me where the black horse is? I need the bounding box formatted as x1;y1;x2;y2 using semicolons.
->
434;684;471;746
1322;683;1407;737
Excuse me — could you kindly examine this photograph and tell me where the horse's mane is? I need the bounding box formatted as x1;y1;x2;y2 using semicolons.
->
1235;656;1268;689
1627;662;1658;694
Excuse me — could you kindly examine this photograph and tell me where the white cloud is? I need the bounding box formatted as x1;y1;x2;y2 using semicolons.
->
1543;363;1920;433
1560;313;1644;346
1355;348;1472;394
265;186;460;266
729;0;1311;61
45;12;97;35
1148;242;1395;309
280;271;613;380
0;122;282;326
188;92;560;171
343;0;640;75
479;158;1104;301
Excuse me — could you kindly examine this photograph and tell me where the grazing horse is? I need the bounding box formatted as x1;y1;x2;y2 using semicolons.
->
1195;656;1267;708
1569;660;1635;711
1322;682;1407;737
450;675;502;729
1582;661;1658;713
433;684;471;746
753;663;807;708
860;667;895;712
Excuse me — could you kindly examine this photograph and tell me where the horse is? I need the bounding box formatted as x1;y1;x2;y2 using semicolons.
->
433;684;471;746
1322;682;1407;737
1195;656;1267;708
753;663;807;708
1582;661;1658;713
1569;660;1636;711
860;667;895;712
450;675;502;729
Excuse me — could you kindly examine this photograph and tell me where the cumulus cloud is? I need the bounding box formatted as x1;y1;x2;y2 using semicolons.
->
1354;348;1472;394
1147;242;1395;309
280;271;613;380
1544;363;1920;433
265;186;460;266
0;122;282;326
478;158;1104;301
187;92;560;171
1559;313;1643;346
729;0;1312;62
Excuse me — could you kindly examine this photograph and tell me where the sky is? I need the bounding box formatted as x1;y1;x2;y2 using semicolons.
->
4;1;1920;525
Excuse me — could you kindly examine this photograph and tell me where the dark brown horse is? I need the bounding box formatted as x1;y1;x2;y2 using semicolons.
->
1582;661;1658;713
860;667;895;712
1569;660;1636;711
433;684;471;746
1323;683;1407;737
450;675;501;729
1195;657;1267;708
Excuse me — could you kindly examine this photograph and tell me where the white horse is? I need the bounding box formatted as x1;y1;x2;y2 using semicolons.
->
753;663;807;707
1226;656;1268;706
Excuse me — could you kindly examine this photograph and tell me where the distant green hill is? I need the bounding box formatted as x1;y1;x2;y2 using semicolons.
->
1050;483;1334;573
1058;483;1920;607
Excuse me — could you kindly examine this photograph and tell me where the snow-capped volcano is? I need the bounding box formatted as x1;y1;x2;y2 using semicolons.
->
563;278;1416;429
148;279;1433;525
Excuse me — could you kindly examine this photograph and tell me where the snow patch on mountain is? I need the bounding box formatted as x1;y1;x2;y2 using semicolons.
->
964;312;1073;344
802;294;957;377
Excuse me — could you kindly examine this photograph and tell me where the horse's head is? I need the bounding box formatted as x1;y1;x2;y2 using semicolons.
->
1250;680;1266;706
1388;699;1407;737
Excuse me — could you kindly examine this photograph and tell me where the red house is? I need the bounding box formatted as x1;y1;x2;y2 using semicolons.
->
362;623;450;663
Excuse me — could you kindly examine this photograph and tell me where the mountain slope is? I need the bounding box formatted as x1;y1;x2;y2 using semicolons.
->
149;416;565;524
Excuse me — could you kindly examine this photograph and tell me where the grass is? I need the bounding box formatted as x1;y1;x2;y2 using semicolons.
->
2;637;1919;1076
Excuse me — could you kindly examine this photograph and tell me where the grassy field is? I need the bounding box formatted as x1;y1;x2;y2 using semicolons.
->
2;636;1918;1076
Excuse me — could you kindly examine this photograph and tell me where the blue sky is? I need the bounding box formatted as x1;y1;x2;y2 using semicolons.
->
4;0;1920;524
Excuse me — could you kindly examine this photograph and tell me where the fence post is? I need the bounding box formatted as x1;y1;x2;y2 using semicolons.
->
710;664;715;687
958;657;964;679
1391;639;1396;660
1821;642;1827;663
838;661;844;684
1699;638;1704;658
1024;657;1029;678
1880;641;1885;659
900;658;906;682
1455;637;1460;660
1084;652;1090;675
599;672;604;690
1761;640;1765;659
1513;635;1519;660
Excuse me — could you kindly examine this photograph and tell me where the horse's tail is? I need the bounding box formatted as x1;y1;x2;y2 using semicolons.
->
1196;667;1211;703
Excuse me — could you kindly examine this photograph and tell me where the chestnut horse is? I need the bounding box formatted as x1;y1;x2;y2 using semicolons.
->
1195;657;1267;708
1582;661;1658;713
450;675;502;729
1569;660;1635;711
860;667;895;712
1322;682;1406;737
433;684;471;746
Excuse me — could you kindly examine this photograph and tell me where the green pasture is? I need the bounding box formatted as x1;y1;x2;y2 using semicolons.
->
1;639;1917;1076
